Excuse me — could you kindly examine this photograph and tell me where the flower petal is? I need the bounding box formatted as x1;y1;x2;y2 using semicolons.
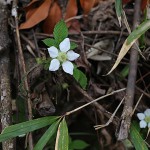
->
59;38;70;52
139;120;147;128
49;59;60;71
67;50;80;61
48;46;58;58
144;109;150;116
62;61;74;75
137;113;145;120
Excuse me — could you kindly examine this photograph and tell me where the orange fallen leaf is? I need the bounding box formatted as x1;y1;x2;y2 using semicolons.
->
65;0;78;27
20;0;52;29
141;0;149;11
68;20;81;34
80;0;97;14
43;1;61;34
19;0;102;34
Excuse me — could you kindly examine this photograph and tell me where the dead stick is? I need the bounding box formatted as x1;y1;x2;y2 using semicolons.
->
0;3;15;150
117;0;141;140
35;30;129;37
0;55;14;150
12;0;33;149
71;83;121;125
66;88;125;116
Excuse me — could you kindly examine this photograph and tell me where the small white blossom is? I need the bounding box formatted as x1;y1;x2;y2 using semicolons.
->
137;109;150;128
139;120;147;128
48;38;79;75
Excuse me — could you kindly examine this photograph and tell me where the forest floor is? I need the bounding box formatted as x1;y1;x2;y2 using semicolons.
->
0;0;150;150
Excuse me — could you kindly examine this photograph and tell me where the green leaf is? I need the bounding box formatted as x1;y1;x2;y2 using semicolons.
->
53;20;68;44
129;122;148;150
15;96;27;123
71;140;89;150
119;65;129;80
44;63;50;70
115;0;122;26
34;119;60;150
42;38;58;48
36;58;46;65
127;19;150;45
0;116;59;142
55;118;69;150
107;20;150;75
70;42;78;50
73;68;87;89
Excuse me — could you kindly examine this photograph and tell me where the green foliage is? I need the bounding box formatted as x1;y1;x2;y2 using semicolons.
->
55;118;69;150
107;19;150;74
42;38;58;48
127;19;150;45
15;96;27;123
53;20;68;44
115;0;122;26
139;11;147;49
36;57;51;70
70;42;78;50
129;122;148;150
123;139;134;149
69;139;89;150
62;83;69;89
73;68;87;89
43;20;69;48
119;65;129;80
34;119;60;150
0;116;59;142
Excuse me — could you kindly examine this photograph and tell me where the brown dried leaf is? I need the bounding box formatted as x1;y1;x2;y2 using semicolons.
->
80;0;98;14
43;1;61;34
68;20;81;34
65;0;78;26
20;0;52;29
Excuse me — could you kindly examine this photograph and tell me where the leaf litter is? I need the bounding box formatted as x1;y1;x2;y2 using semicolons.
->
2;0;150;149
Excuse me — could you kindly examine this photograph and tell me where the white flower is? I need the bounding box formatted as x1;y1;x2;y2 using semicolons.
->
137;109;150;128
48;38;79;75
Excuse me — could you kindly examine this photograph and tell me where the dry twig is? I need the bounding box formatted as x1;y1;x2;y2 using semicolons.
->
117;0;141;140
12;0;33;149
0;3;14;150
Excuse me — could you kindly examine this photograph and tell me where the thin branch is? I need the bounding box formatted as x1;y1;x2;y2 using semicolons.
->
12;0;33;149
94;97;125;130
35;30;129;38
131;94;143;116
0;3;14;150
117;0;141;140
66;88;125;116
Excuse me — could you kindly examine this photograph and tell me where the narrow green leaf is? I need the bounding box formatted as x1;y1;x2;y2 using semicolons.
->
130;123;148;150
73;68;87;89
0;116;59;142
107;20;150;74
72;140;89;150
42;38;58;48
115;0;122;26
34;120;60;150
15;96;27;123
55;118;69;150
70;42;78;50
107;38;135;75
119;65;129;79
53;20;68;44
127;19;150;45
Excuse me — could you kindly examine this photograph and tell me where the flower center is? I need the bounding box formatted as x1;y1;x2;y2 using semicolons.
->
144;116;150;123
57;52;67;62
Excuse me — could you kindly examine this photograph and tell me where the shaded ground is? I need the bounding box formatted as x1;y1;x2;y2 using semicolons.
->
0;0;150;150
